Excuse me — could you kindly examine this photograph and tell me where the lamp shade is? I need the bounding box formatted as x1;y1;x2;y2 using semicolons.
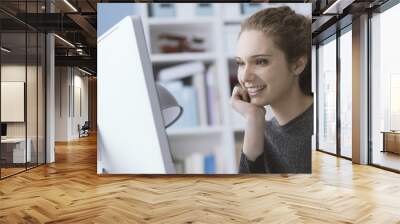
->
155;83;183;128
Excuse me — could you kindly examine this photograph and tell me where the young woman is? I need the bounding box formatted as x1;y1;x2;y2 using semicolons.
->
231;6;313;173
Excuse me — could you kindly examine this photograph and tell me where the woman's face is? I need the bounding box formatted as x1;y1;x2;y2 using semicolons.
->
235;30;298;107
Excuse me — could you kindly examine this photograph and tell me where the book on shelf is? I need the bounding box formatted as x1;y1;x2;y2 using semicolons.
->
150;3;214;19
184;152;216;174
205;65;221;126
184;152;203;173
158;61;205;81
195;3;214;16
241;3;263;16
161;80;199;129
222;3;241;19
193;69;208;126
204;153;216;174
150;3;176;18
158;62;208;127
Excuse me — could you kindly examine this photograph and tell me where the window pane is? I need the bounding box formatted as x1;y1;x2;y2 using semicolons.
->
318;37;337;154
371;3;400;171
340;29;352;158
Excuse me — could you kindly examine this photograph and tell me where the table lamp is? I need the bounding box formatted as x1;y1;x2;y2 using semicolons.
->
156;83;183;128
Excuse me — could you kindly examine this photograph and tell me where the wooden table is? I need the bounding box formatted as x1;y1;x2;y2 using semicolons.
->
381;131;400;154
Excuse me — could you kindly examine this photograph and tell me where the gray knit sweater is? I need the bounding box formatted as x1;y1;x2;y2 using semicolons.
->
239;104;313;173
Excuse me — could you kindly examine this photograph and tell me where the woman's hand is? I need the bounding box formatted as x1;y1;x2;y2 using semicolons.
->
231;84;266;161
231;84;266;119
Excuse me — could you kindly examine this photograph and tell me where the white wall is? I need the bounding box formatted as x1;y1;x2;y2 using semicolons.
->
1;65;39;137
55;66;68;141
72;72;89;138
55;67;89;141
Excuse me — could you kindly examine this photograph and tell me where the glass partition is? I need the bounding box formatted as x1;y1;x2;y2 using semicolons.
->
27;31;38;169
38;32;45;165
339;27;352;158
1;31;28;177
317;35;337;155
0;1;46;179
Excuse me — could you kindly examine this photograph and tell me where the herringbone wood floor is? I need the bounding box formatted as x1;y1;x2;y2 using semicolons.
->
1;134;400;223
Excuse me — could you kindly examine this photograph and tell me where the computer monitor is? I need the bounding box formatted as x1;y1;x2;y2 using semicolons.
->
97;16;175;174
1;123;6;137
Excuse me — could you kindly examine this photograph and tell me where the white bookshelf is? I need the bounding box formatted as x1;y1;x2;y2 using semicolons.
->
137;3;294;174
151;52;215;63
167;126;224;137
148;17;215;26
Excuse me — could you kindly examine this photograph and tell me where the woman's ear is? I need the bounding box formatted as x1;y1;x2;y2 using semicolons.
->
292;56;307;76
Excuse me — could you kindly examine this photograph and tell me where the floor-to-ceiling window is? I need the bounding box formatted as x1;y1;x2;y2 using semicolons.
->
370;1;400;171
317;35;337;155
316;20;353;159
339;26;352;159
0;1;46;179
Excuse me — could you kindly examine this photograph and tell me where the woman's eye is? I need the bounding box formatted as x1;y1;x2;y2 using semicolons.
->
256;58;268;65
235;61;244;67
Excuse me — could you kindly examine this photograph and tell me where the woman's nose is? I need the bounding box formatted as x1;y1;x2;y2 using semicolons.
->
242;65;255;82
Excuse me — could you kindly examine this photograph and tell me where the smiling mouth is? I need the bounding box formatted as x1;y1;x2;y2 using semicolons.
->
246;85;266;97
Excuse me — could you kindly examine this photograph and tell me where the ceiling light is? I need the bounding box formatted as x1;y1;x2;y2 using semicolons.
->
1;47;11;53
323;0;354;15
76;48;84;55
54;34;75;48
78;67;93;76
63;0;78;12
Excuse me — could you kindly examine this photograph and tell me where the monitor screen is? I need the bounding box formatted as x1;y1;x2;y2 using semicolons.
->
1;123;6;137
97;16;175;174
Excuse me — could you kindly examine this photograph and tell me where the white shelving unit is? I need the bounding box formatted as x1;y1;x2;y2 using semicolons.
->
151;52;215;63
136;3;252;174
166;126;224;137
137;3;309;173
147;17;215;26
